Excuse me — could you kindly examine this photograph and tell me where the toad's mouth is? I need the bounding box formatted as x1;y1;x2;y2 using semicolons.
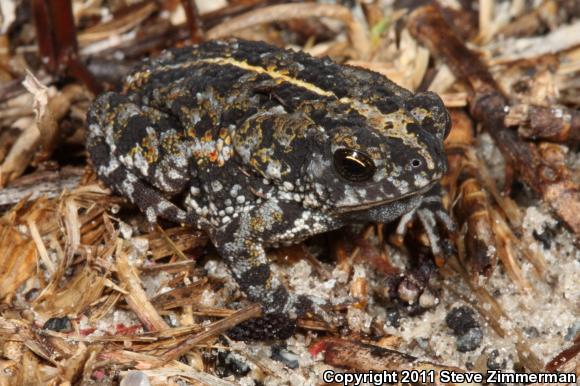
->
336;181;437;214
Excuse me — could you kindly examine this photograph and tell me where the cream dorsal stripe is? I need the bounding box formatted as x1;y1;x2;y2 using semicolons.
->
199;57;335;97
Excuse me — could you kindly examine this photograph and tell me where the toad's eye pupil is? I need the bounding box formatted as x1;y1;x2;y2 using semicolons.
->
333;149;376;182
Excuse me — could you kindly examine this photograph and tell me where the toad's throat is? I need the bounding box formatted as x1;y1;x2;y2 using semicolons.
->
335;181;436;213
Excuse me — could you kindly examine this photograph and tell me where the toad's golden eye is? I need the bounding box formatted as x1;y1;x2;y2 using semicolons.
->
333;149;376;182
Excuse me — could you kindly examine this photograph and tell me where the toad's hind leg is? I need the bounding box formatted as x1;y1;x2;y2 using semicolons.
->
87;92;196;225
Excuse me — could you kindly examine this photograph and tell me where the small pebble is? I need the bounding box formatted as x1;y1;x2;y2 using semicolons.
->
418;290;438;308
271;345;300;369
385;307;400;328
565;321;580;341
445;306;480;335
120;371;150;386
524;326;540;338
532;227;555;249
456;328;483;352
43;316;72;332
446;306;483;352
215;351;250;377
487;349;507;370
397;278;421;304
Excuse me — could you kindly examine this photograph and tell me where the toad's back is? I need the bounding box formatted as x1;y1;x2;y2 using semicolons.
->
116;39;429;160
108;39;448;187
124;39;413;112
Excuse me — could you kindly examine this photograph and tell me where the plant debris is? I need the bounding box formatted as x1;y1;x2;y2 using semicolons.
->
0;1;578;385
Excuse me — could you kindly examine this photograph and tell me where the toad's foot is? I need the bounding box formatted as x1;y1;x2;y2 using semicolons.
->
396;185;455;262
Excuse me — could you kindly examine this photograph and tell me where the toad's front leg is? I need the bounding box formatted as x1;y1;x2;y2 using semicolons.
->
395;185;455;260
210;201;324;340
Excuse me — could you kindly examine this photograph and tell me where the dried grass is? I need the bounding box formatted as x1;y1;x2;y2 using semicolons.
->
0;0;578;385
